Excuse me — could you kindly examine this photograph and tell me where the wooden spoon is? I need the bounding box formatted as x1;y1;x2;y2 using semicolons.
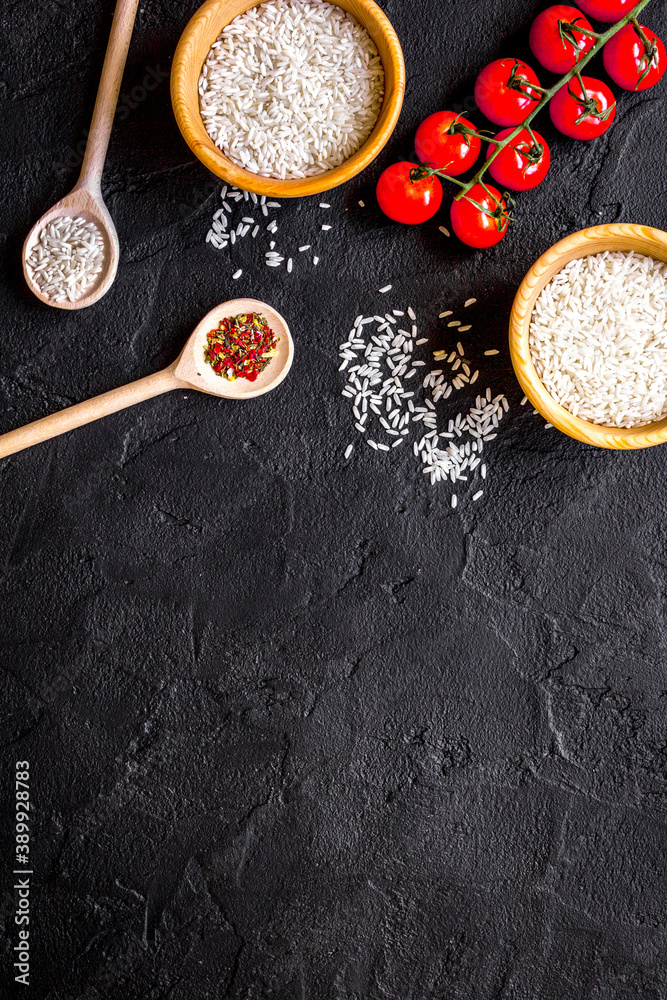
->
0;300;294;460
22;0;141;310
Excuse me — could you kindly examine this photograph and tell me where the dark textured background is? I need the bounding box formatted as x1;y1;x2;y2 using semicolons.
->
2;1;667;997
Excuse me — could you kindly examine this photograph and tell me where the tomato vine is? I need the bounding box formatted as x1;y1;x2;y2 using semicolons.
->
416;0;653;219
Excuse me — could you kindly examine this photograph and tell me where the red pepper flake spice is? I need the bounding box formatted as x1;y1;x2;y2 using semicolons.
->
204;312;279;382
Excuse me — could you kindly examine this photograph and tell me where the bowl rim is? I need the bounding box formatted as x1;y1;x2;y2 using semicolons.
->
509;222;667;450
170;0;406;197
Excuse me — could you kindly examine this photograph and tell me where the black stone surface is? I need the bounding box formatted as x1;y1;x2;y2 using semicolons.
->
2;1;667;997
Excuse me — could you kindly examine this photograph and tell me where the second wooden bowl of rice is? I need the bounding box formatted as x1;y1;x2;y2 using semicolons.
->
509;223;667;450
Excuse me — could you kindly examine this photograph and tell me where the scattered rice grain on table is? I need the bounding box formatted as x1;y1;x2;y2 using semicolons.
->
338;301;509;504
199;0;384;179
206;185;332;275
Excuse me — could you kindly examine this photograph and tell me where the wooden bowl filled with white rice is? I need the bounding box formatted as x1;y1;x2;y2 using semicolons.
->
171;0;404;197
509;223;667;450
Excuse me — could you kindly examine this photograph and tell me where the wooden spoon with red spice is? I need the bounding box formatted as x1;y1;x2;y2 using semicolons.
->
0;299;294;460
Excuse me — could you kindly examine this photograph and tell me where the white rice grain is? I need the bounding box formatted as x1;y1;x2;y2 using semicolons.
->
530;251;667;427
199;0;384;180
26;216;104;302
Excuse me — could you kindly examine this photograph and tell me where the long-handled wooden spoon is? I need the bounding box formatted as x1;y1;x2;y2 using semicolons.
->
0;300;294;460
22;0;141;310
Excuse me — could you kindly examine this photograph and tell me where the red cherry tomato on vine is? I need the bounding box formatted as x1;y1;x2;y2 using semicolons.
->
603;23;666;91
450;183;511;249
474;58;543;127
414;111;481;176
376;161;443;225
529;5;596;74
549;75;616;139
575;0;635;22
486;128;551;191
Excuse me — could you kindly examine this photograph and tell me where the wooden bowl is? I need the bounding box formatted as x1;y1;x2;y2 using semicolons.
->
170;0;405;198
509;223;667;450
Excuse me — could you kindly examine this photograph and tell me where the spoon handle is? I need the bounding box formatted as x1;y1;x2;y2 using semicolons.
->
0;367;180;460
78;0;141;192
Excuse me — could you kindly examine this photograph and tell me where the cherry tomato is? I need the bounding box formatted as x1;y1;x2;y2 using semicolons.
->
486;127;551;191
549;75;616;139
414;111;481;176
575;0;635;22
475;58;543;127
376;161;443;225
450;183;510;249
603;23;666;91
529;5;596;74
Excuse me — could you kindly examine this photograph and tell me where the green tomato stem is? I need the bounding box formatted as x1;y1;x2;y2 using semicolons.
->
631;19;660;87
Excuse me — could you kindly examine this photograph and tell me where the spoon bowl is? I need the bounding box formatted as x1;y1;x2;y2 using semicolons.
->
22;185;119;310
175;298;294;398
0;299;294;460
